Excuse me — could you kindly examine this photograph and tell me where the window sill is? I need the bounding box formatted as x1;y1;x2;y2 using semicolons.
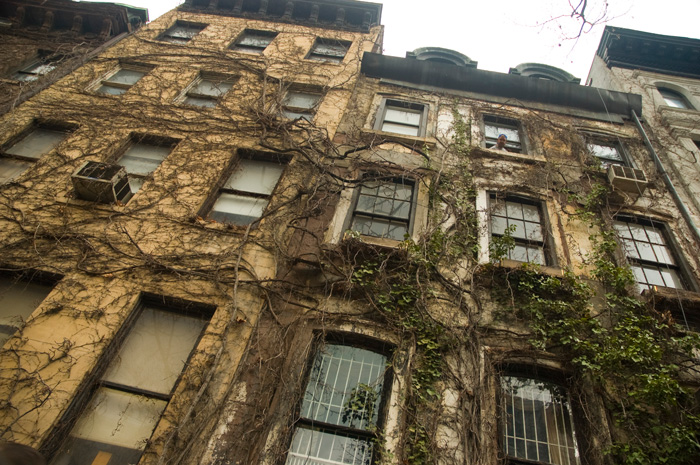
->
361;128;437;150
488;259;563;277
472;146;544;164
193;216;262;235
0;78;22;86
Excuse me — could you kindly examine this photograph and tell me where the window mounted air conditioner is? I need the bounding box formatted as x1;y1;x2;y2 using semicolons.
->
71;161;132;204
607;164;648;193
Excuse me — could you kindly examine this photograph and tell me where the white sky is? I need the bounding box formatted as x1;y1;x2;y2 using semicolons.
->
87;0;700;81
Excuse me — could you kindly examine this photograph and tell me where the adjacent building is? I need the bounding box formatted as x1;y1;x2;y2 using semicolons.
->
1;3;698;465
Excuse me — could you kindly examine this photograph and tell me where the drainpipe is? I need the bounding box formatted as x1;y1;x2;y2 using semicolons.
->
631;110;700;246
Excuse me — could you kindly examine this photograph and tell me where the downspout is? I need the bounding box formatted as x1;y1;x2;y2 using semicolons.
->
631;110;700;246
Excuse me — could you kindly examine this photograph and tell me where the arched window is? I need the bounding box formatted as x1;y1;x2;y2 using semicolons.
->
657;87;694;109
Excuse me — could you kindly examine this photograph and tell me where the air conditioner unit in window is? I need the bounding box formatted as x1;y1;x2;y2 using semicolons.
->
71;161;132;204
607;164;648;193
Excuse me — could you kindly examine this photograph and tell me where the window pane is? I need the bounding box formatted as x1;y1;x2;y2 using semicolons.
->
5;128;67;159
101;307;207;395
97;85;128;95
167;25;200;39
0;157;31;183
384;108;421;126
301;344;386;429
224;159;284;195
312;42;348;57
0;277;53;330
286;426;373;465
502;376;579;465
238;34;273;48
210;193;268;225
106;69;145;85
284;92;320;110
183;96;217;107
191;80;232;98
380;122;420;136
587;143;622;162
118;143;171;177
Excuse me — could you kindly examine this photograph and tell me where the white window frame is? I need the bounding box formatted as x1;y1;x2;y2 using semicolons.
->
207;154;287;225
374;99;428;137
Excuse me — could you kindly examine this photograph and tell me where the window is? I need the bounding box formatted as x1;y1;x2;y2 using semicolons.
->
282;90;321;120
490;195;549;265
208;156;286;225
484;116;523;153
12;53;62;82
375;100;427;137
183;76;234;107
501;375;580;465
96;68;147;95
116;138;175;193
658;87;694;110
0;275;54;346
585;141;626;167
50;302;210;465
1;126;70;184
307;38;351;63
286;341;390;465
159;21;205;44
350;178;414;241
231;29;276;53
613;217;686;291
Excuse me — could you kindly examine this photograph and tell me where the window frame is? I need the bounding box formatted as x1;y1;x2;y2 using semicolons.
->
230;29;277;54
281;88;323;121
498;367;581;465
345;174;418;242
581;133;631;168
488;193;555;266
657;87;695;110
482;115;526;154
47;295;214;465
204;151;288;226
0;270;60;347
158;21;206;44
11;52;62;82
0;122;74;184
613;215;694;292
306;38;351;64
94;65;150;96
373;99;429;138
180;74;236;108
285;332;394;465
112;135;178;194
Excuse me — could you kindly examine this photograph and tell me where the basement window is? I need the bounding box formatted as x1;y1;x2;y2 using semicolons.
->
307;38;351;63
489;194;551;265
208;155;286;225
159;21;206;44
182;75;235;108
501;375;580;465
0;125;72;184
50;300;211;465
281;90;322;120
231;29;277;54
484;115;524;153
96;67;148;95
285;338;392;465
374;99;428;137
613;216;688;292
349;177;415;241
115;137;177;193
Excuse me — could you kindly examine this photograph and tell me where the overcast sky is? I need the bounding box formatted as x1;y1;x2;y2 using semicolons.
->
86;0;700;81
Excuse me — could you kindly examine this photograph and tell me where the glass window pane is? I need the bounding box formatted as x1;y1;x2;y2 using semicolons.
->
69;387;167;449
6;128;67;158
224;159;284;195
191;80;232;97
384;108;421;126
509;219;527;239
284;92;320;110
210;193;268;224
286;427;372;465
106;69;145;85
521;203;541;223
118;143;170;177
184;96;217;107
381;122;419;136
97;85;128;95
238;32;274;48
312;42;347;57
0;157;31;183
587;143;622;161
506;201;524;220
101;307;207;395
0;277;53;328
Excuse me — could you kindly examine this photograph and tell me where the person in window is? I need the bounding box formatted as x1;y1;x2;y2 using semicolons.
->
494;133;509;151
